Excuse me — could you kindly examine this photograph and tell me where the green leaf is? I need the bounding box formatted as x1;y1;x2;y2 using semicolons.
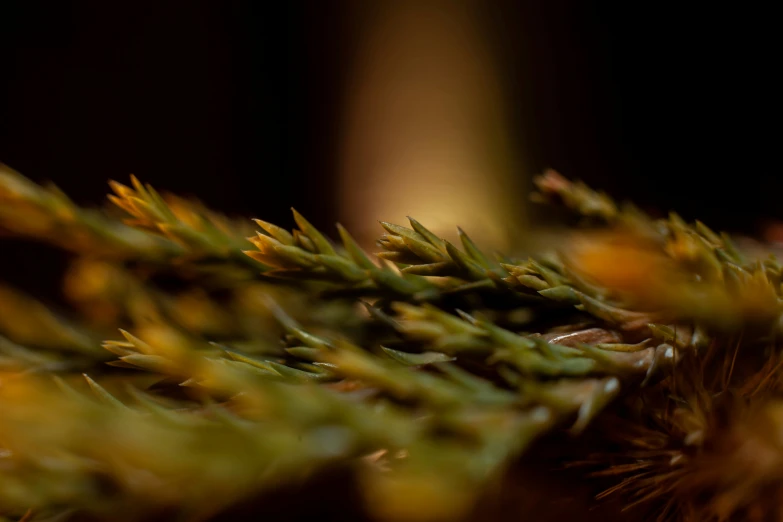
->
379;221;428;243
402;235;448;263
381;347;455;366
408;217;446;251
457;227;493;268
83;374;129;409
253;218;295;245
336;223;376;269
291;208;337;256
444;241;487;280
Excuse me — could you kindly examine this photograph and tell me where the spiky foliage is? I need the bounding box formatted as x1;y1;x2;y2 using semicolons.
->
571;345;783;521
1;163;782;521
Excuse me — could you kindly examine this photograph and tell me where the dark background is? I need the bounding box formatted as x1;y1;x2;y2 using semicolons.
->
0;3;779;519
1;1;780;255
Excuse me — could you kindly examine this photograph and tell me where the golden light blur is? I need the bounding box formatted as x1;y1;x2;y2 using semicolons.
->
566;231;677;298
339;0;523;249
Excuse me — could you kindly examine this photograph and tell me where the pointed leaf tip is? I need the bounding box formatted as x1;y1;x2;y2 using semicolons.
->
336;223;375;269
290;208;337;255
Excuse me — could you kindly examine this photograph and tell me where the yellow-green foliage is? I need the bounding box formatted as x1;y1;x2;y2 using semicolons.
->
2;163;783;521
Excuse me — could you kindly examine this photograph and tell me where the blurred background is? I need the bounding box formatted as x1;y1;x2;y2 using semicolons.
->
1;0;780;293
